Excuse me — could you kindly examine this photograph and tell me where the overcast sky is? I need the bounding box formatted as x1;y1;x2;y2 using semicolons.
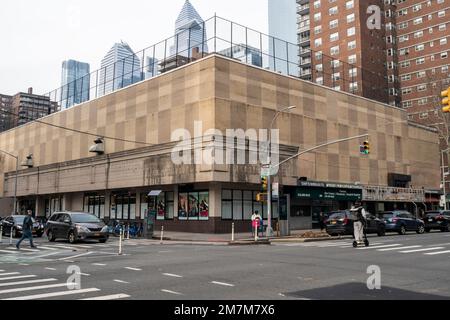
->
0;0;268;95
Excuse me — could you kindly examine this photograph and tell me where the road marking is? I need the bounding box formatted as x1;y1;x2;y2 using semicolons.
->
0;275;36;281
15;248;40;252
36;246;58;251
80;294;130;300
0;278;57;287
357;244;402;250
424;250;450;256
19;264;29;266
0;273;20;277
162;273;183;278
45;268;57;271
400;247;445;253
0;270;4;272
32;252;61;259
92;263;107;266
0;283;69;295
0;250;17;254
113;280;129;284
58;252;93;261
125;267;142;271
161;289;183;296
3;287;100;300
52;245;78;250
69;244;93;249
76;272;90;276
211;281;235;287
158;251;172;253
377;245;422;252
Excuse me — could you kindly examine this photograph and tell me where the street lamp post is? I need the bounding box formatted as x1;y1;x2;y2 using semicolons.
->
266;106;296;237
0;150;19;215
442;148;449;210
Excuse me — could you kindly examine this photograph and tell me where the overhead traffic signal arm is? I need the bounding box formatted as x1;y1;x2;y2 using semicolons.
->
442;87;450;113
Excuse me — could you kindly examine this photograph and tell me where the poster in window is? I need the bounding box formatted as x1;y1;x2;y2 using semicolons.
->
188;193;199;220
178;193;188;220
199;192;209;220
157;193;165;221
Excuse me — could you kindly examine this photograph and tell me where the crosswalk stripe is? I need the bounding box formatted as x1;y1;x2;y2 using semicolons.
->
3;287;100;300
0;249;18;254
80;294;130;300
0;283;68;295
424;250;450;256
357;244;402;250
31;252;61;260
0;275;36;281
0;270;4;272
377;246;422;252
58;252;93;261
0;273;20;277
51;245;78;250
125;267;142;271
16;248;40;252
0;279;57;287
36;246;59;251
400;247;445;253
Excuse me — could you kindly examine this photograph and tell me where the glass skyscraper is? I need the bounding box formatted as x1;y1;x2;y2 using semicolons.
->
170;0;208;57
60;60;90;110
98;42;141;96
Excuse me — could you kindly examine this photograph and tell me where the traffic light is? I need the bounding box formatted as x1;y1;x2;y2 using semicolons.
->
261;176;268;192
363;141;370;155
442;87;450;113
256;193;268;203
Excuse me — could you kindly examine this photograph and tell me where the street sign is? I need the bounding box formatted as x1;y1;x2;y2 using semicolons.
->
272;183;279;199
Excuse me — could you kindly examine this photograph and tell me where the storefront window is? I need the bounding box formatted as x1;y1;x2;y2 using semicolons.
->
83;194;105;219
110;193;137;220
178;193;188;220
233;190;243;220
178;191;209;221
221;189;278;221
199;192;209;221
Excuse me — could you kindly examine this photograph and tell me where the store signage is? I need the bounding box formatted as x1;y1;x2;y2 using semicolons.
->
296;187;362;201
298;181;362;190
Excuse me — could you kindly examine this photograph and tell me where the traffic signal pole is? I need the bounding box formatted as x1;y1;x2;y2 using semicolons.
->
442;149;448;210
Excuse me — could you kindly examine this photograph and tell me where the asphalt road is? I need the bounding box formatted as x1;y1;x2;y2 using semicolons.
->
0;230;450;300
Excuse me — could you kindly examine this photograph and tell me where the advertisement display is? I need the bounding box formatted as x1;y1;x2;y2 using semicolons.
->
178;193;188;220
199;192;209;221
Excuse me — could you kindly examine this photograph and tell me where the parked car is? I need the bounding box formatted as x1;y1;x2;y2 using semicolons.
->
325;210;386;237
45;211;109;244
0;215;44;238
381;211;425;235
424;211;450;232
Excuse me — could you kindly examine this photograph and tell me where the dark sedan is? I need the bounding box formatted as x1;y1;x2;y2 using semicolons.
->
424;211;450;232
45;211;109;244
381;211;425;235
0;215;44;238
325;210;386;237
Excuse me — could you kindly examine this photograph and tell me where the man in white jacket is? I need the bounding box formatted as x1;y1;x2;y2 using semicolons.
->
351;201;367;243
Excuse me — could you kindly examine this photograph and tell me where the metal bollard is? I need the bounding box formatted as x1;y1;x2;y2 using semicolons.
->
254;225;258;242
127;224;130;240
231;223;235;242
9;227;13;246
160;226;164;245
0;225;2;243
118;228;123;255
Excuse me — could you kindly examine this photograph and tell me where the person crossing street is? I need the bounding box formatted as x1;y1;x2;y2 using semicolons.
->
351;201;368;246
16;210;37;250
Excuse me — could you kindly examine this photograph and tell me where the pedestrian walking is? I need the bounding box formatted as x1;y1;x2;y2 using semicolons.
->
251;210;262;236
350;201;367;245
16;210;37;250
319;212;326;231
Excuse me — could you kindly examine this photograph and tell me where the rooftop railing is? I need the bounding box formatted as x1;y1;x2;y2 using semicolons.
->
43;15;390;112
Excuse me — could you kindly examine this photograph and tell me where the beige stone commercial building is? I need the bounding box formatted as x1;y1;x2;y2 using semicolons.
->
0;54;442;232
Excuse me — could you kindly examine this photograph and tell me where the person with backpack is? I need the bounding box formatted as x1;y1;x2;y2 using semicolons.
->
16;210;37;250
351;201;367;244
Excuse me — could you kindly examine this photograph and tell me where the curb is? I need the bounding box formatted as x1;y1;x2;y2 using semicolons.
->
270;236;350;243
228;240;271;246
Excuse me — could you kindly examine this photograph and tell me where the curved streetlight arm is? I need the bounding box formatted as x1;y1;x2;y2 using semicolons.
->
269;134;370;171
0;150;18;160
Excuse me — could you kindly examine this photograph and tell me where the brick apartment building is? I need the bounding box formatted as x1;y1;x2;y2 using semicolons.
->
296;0;449;125
0;88;58;132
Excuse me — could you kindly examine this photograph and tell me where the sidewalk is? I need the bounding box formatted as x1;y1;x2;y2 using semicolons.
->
152;229;336;243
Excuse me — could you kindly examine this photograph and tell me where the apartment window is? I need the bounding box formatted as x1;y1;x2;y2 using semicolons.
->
315;64;323;72
333;85;341;91
315;51;323;60
401;74;411;81
402;88;412;95
414;31;423;38
418;98;428;105
440;38;448;46
398;9;408;16
330;45;340;56
315;38;322;47
417;71;426;78
398;22;408;29
314;13;321;22
347;13;355;23
416;57;425;65
350;82;358;92
415;44;425;51
419;112;428;119
413;17;423;25
400;61;410;68
329;6;338;15
403;101;413;108
348;54;357;64
313;0;321;9
413;4;422;12
438;11;446;18
399;48;409;56
346;0;354;10
442;52;448;59
316;77;324;85
442;66;449;73
349;68;357;77
330;32;339;42
347;27;356;37
348;40;357;50
331;60;340;68
439;24;446;31
330;19;338;29
417;84;427;92
314;26;322;35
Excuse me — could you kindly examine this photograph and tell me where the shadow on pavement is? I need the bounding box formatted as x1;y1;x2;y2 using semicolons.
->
285;282;450;300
